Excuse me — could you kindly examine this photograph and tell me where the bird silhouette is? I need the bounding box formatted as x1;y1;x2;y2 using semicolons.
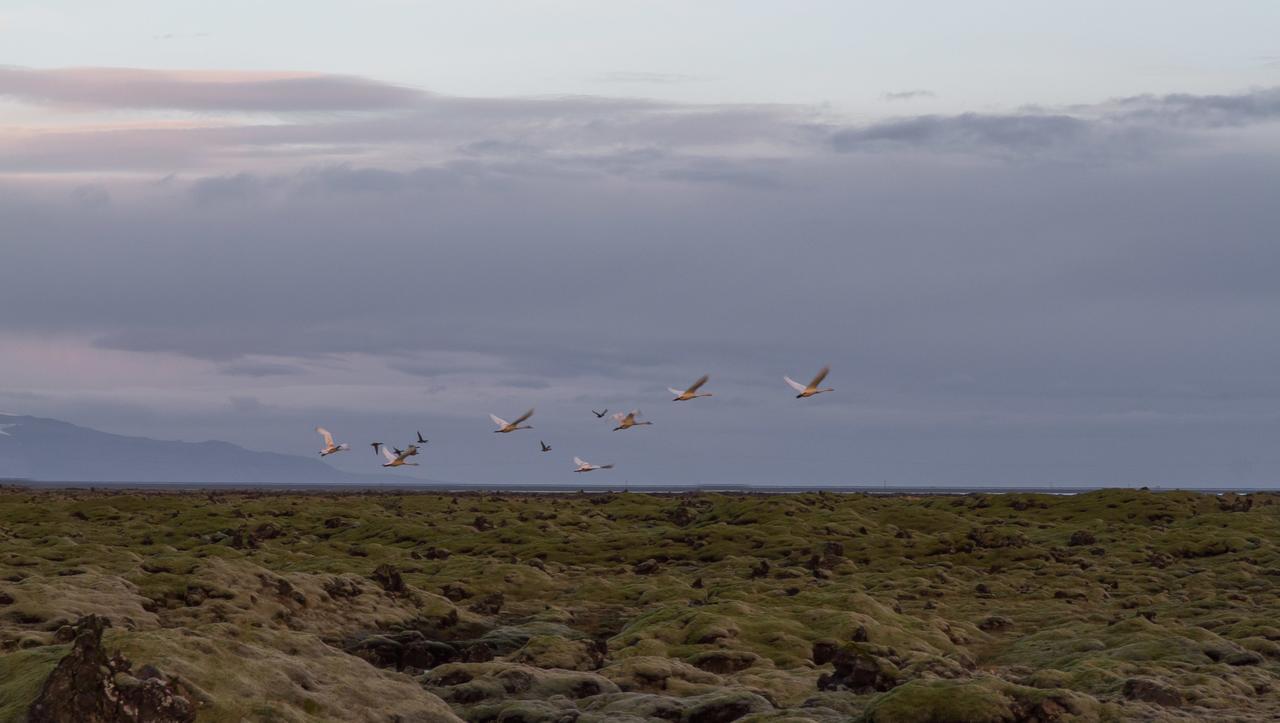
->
540;440;552;452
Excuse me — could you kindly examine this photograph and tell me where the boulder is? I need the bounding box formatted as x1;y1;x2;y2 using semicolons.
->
27;615;196;723
1123;677;1184;706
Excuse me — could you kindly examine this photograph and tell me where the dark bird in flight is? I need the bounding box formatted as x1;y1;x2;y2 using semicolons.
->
370;442;383;455
540;440;552;452
592;409;608;418
416;430;428;444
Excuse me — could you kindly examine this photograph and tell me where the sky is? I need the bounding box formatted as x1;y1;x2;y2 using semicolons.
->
2;2;1280;486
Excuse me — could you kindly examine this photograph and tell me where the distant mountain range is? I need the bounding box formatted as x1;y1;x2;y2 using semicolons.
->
0;414;425;486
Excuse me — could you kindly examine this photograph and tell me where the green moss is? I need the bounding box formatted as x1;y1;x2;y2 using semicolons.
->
859;679;1014;723
0;645;66;721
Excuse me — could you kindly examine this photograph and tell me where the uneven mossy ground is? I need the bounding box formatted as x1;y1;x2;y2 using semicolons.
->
0;487;1277;721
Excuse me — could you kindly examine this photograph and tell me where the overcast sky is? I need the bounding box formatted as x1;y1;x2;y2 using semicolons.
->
3;2;1280;486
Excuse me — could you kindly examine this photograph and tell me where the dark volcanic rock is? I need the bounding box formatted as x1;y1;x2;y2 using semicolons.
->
816;643;902;693
1218;494;1253;512
634;559;661;575
371;563;406;593
322;576;362;599
1123;677;1184;706
689;650;761;674
251;522;283;540
468;591;504;614
681;690;773;723
1067;530;1096;547
978;615;1014;631
28;615;195;723
441;582;473;601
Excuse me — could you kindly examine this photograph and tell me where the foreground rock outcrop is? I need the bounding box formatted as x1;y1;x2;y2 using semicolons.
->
28;616;194;723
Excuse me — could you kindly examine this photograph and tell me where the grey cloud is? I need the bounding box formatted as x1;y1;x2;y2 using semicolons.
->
0;66;423;112
219;361;306;377
831;87;1280;157
228;395;265;413
3;72;1279;180
189;173;264;204
152;32;210;41
1105;87;1280;128
882;90;935;101
594;71;701;85
831;112;1099;155
657;156;785;188
71;184;110;207
5;78;1280;485
4;149;1280;485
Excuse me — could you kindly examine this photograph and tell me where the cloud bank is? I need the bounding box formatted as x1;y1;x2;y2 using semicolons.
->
3;66;1280;486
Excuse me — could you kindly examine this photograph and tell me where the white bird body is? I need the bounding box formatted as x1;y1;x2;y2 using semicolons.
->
490;409;534;433
669;374;712;401
315;427;351;456
573;456;614;473
784;366;834;398
612;410;653;431
382;446;419;467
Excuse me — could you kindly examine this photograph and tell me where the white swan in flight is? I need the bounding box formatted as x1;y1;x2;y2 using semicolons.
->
490;409;534;433
669;374;712;401
612;410;653;431
573;456;614;472
784;366;834;398
315;427;351;456
381;446;420;467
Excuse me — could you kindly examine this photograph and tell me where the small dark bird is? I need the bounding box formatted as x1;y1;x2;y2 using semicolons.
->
393;446;404;456
592;409;608;418
540;440;551;452
370;442;383;455
416;430;428;444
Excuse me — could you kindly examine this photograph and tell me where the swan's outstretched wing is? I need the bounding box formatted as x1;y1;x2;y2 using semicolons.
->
511;408;535;425
668;387;684;396
611;412;628;422
807;366;830;389
381;446;397;463
573;456;587;467
316;427;335;448
685;374;710;393
784;376;807;393
489;414;509;428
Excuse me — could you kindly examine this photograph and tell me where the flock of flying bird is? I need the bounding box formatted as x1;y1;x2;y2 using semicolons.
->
314;366;834;474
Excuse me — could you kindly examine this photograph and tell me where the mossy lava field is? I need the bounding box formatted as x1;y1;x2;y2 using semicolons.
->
1;487;1278;722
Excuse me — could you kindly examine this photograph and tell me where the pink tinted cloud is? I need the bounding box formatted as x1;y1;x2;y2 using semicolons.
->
0;66;424;112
